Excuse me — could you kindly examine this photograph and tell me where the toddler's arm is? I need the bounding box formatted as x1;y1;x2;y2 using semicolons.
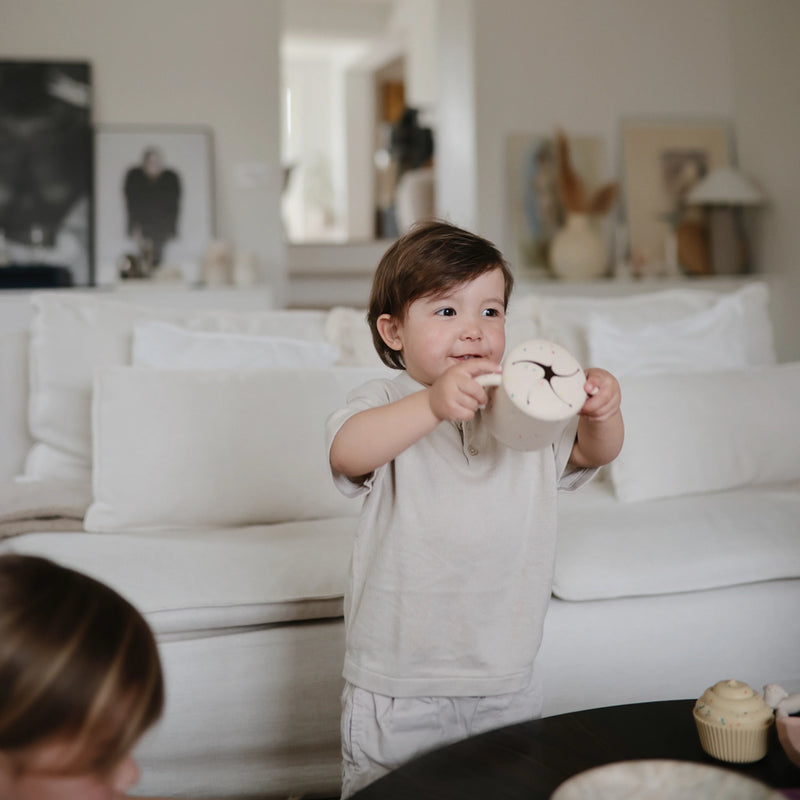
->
330;358;500;479
569;367;624;469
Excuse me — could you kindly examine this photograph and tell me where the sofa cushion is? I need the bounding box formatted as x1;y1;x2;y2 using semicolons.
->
504;292;561;352
540;282;775;368
553;480;800;601
586;291;751;376
25;292;329;482
609;361;800;502
0;330;33;482
4;516;355;634
84;366;387;532
324;307;385;367
132;320;340;369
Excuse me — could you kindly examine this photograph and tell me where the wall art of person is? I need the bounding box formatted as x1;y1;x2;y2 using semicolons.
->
123;146;182;266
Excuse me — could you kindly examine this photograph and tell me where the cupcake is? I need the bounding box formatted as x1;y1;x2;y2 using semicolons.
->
694;679;774;763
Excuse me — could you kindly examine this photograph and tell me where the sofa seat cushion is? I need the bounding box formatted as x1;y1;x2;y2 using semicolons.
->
554;480;800;602
4;516;356;635
0;479;91;537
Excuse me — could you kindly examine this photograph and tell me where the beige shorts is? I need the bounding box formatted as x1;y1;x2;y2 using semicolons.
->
340;671;543;798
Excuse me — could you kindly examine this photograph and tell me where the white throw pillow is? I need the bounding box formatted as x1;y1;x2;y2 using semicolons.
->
586;291;751;376
324;307;384;367
608;362;800;503
84;366;387;532
23;445;90;484
25;293;328;482
545;282;775;368
132;320;340;369
504;292;561;352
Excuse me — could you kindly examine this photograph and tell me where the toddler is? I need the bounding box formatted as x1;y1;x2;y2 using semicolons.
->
327;220;623;796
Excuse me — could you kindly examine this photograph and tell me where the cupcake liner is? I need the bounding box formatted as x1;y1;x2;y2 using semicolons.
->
694;714;772;763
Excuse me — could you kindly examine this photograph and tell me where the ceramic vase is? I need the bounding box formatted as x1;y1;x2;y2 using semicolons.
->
550;213;608;280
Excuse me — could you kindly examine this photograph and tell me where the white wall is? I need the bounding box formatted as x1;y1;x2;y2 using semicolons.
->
0;0;286;299
729;0;800;361
343;68;377;241
282;56;341;240
435;0;478;232
389;0;438;110
432;0;799;357
468;0;734;249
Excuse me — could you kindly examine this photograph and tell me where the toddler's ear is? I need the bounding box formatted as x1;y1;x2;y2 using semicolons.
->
376;314;403;352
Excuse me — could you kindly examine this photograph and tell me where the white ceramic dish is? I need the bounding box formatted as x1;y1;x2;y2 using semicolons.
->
550;759;783;800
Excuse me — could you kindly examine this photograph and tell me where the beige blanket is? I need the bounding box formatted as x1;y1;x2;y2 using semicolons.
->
0;480;92;538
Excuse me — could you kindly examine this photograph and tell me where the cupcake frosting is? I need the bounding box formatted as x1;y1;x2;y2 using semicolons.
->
694;679;774;729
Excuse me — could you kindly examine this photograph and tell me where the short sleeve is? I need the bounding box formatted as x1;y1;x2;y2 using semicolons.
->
326;377;394;498
554;416;597;492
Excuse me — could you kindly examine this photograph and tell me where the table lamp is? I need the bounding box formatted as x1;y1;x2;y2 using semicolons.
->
686;166;765;274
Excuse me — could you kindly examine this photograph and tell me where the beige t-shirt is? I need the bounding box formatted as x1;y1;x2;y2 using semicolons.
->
327;371;594;698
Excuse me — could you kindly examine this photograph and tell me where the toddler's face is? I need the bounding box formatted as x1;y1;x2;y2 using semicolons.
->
388;267;507;386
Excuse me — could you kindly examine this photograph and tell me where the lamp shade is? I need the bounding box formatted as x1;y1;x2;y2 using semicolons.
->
687;166;765;206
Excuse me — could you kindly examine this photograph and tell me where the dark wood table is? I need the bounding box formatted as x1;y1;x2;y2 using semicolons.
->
351;700;799;799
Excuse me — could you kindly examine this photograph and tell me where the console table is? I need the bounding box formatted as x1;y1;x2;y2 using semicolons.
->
351;700;798;799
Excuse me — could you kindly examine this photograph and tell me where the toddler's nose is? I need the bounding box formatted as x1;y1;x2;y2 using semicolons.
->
460;319;483;340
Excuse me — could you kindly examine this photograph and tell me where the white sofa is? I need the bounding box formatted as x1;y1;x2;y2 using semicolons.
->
1;282;798;799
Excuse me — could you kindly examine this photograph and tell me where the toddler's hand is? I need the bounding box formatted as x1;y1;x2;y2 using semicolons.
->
581;368;621;423
427;358;501;422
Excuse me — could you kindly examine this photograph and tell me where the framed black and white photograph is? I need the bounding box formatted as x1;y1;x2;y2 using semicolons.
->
0;60;93;286
95;124;214;285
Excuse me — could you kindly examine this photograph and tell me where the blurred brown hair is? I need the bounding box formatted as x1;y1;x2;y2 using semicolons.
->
0;554;164;775
367;220;514;369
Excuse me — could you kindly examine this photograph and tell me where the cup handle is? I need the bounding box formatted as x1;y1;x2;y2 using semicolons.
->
475;372;502;388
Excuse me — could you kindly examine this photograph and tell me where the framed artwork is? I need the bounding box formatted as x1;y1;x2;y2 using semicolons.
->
621;118;731;275
0;60;93;285
506;133;606;277
95;124;214;285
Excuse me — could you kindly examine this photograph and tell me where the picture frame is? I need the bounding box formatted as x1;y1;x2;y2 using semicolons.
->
621;118;731;275
506;132;606;278
94;124;215;285
0;60;93;286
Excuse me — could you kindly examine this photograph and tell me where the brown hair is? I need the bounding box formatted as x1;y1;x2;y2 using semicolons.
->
367;220;514;368
0;554;164;775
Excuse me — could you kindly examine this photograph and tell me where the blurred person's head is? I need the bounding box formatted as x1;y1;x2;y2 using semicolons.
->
0;554;164;799
142;147;165;179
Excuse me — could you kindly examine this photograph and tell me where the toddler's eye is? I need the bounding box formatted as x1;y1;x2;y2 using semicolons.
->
482;308;501;317
436;307;456;317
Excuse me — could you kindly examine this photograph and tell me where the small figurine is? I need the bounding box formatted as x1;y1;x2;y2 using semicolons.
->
764;684;800;718
202;239;233;286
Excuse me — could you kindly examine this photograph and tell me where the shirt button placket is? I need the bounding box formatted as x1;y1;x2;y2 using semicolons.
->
463;422;478;458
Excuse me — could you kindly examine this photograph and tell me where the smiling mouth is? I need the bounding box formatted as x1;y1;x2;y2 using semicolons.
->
455;354;482;361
